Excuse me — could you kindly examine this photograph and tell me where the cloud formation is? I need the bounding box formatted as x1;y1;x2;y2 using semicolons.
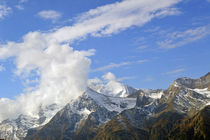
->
158;25;210;48
0;4;11;19
89;72;134;97
20;0;28;3
50;0;181;43
0;32;94;121
92;62;132;72
15;5;24;10
0;0;181;121
137;59;148;64
144;77;154;82
166;68;185;75
38;10;62;22
92;59;148;72
0;65;5;71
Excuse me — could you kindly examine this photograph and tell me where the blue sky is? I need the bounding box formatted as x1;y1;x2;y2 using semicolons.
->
0;0;210;99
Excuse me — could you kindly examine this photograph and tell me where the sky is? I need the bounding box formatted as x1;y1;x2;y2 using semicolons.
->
0;0;210;119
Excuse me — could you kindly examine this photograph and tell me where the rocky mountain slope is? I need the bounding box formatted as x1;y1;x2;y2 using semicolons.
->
93;73;210;140
0;104;61;140
169;105;210;140
94;105;210;140
0;86;137;140
24;88;137;140
1;73;210;140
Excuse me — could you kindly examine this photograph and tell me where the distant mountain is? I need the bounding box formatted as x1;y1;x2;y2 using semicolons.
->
0;104;61;140
1;73;210;140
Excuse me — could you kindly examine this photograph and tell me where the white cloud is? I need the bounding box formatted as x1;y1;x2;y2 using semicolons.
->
16;0;28;10
102;72;135;82
207;0;210;2
102;72;116;81
89;72;134;97
92;59;148;72
0;65;5;71
101;73;125;97
92;62;132;72
0;4;11;19
144;26;160;33
88;78;102;85
15;5;24;10
50;0;181;43
0;32;95;121
0;0;182;121
137;59;148;64
20;0;28;3
38;10;62;22
166;68;185;75
118;76;136;81
88;74;135;93
158;25;210;48
144;77;154;82
137;45;148;50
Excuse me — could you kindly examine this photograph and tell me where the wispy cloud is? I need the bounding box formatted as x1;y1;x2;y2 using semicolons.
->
0;0;182;121
51;0;181;43
0;4;11;19
19;0;28;3
0;65;5;72
137;59;148;64
144;26;160;33
118;76;136;81
38;10;62;22
15;5;24;10
92;62;132;72
102;72;135;82
144;77;154;82
166;68;185;75
92;59;148;72
157;25;210;49
137;45;148;50
15;0;28;10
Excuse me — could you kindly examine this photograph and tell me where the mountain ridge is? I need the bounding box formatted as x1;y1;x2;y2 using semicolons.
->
0;73;210;140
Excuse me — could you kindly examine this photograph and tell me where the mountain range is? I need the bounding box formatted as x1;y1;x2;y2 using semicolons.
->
0;73;210;140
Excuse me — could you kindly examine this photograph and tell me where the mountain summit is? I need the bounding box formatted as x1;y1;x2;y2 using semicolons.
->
0;73;210;140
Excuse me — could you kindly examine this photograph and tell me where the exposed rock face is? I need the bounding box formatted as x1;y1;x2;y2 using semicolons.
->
136;94;151;107
1;73;210;140
24;88;137;140
0;87;137;140
0;104;60;140
74;107;117;140
93;112;150;140
127;89;163;99
0;115;39;140
175;72;210;89
92;73;210;140
93;105;210;140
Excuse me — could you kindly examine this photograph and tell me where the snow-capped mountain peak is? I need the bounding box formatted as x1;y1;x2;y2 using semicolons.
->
88;79;138;97
0;86;137;140
1;73;210;140
0;104;61;140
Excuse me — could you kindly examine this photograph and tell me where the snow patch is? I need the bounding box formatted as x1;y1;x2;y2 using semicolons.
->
192;88;210;97
86;88;136;112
